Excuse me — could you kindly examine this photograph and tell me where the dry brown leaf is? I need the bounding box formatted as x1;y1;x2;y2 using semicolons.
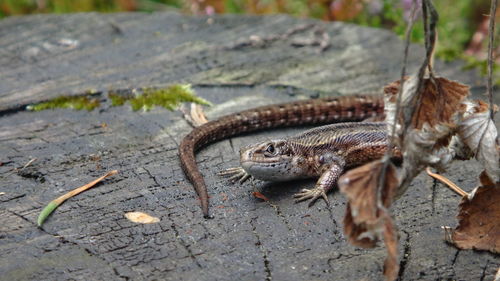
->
382;76;420;144
411;77;469;130
125;211;160;224
339;160;400;281
479;170;495;186
383;76;410;102
339;161;399;226
444;182;500;253
252;191;269;201
382;214;399;281
458;108;499;182
383;77;469;148
343;204;377;248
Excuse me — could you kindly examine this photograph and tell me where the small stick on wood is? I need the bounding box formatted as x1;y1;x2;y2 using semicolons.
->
1;158;38;180
425;167;469;197
19;158;37;171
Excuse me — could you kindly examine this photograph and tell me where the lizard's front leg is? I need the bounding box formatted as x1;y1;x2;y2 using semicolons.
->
294;164;344;206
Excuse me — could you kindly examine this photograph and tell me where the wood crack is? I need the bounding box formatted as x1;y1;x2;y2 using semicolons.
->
397;230;411;280
167;212;202;268
250;217;272;281
270;203;293;232
479;261;489;281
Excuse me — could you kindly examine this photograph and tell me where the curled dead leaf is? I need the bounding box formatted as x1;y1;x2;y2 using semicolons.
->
458;107;499;182
339;160;400;280
343;204;376;248
383;76;411;103
383;77;469;145
382;215;399;281
339;160;399;226
411;77;469;130
444;182;500;253
125;211;160;224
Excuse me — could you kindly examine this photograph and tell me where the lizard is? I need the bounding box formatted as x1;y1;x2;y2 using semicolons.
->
220;122;398;205
179;94;384;218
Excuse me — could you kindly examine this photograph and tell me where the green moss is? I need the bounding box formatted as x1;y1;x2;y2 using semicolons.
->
27;93;100;111
108;92;128;106
110;84;212;111
27;85;210;112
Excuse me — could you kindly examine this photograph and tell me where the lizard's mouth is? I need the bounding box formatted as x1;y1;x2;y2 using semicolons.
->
241;160;279;171
241;160;289;181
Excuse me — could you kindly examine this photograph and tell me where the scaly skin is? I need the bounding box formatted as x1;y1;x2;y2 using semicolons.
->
232;122;399;205
179;95;384;218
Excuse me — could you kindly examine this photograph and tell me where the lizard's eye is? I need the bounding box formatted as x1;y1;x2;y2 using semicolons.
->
264;144;277;157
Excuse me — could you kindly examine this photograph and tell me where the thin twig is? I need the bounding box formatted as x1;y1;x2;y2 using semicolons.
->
1;158;37;180
425;167;469;197
19;158;37;171
377;0;419;198
404;0;438;132
487;0;498;120
392;1;419;145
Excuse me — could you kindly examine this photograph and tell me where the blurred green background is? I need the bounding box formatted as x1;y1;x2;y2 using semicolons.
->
0;0;498;69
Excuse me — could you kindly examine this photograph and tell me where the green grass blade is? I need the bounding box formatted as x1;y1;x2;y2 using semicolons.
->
37;201;59;227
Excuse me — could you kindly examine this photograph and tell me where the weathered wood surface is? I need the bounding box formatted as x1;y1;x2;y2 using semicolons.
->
0;12;498;281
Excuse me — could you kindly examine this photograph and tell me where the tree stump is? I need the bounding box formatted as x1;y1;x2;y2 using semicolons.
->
0;12;498;281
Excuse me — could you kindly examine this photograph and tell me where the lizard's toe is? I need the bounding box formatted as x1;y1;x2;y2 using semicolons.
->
293;189;313;201
218;167;252;184
217;167;242;176
239;174;251;184
293;188;328;206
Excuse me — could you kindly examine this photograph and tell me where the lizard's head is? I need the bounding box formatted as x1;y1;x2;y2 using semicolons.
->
239;140;308;181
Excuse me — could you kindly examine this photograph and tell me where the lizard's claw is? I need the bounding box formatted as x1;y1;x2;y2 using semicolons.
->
218;167;252;184
293;187;329;207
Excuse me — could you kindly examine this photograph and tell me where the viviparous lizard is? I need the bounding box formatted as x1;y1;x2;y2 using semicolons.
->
233;122;397;205
179;95;384;218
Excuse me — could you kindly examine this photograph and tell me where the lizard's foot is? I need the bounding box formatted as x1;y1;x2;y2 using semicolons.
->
218;167;252;184
293;187;329;207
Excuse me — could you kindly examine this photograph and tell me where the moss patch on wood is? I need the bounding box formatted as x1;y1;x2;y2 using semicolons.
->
109;84;212;111
27;92;100;111
27;84;212;112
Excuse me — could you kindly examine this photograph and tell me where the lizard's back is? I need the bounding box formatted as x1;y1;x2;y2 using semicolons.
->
289;122;388;167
